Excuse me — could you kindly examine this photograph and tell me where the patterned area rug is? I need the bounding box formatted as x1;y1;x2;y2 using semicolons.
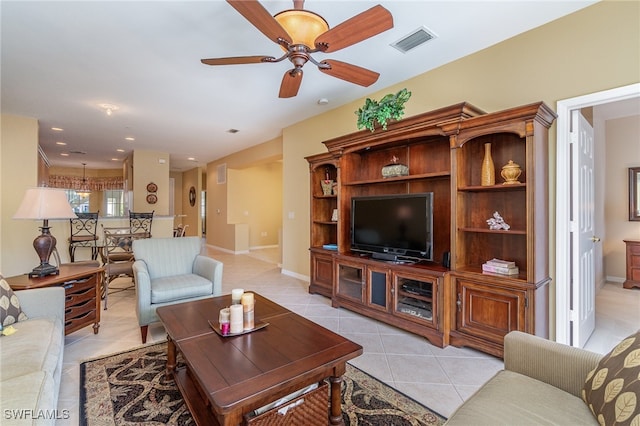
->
80;342;445;425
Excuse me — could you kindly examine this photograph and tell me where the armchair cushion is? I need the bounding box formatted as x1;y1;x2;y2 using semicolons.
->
150;274;214;304
0;277;28;326
582;330;640;425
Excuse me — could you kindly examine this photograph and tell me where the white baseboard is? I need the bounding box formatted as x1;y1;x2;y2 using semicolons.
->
205;244;249;255
606;275;625;284
249;244;279;250
281;268;309;282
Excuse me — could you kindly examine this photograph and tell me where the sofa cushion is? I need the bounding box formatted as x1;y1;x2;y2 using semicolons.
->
0;370;57;425
445;370;597;425
0;277;28;327
0;317;64;382
150;274;214;304
582;330;640;425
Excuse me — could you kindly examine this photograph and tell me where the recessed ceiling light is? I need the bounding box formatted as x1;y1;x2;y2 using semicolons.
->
52;127;63;131
56;141;67;146
111;158;120;161
125;137;135;141
188;157;196;161
116;149;125;153
99;103;119;116
61;153;69;157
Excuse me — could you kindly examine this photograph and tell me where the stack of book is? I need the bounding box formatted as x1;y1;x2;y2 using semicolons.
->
482;258;519;275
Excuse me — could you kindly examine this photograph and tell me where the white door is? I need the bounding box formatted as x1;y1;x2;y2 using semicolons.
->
571;110;597;348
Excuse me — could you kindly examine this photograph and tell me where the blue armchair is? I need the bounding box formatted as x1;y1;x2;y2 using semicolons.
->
132;236;223;343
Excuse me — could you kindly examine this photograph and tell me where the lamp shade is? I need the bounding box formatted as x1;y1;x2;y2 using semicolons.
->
13;187;77;220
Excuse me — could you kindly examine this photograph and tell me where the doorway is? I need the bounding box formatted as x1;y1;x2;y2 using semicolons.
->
555;83;640;347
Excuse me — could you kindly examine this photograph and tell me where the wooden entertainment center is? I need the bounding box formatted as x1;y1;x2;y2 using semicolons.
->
306;101;556;357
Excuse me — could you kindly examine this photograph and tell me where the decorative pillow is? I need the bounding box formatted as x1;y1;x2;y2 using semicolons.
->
582;330;640;426
0;277;28;327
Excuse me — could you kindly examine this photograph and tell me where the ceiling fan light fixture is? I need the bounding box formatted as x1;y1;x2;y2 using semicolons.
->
274;9;329;48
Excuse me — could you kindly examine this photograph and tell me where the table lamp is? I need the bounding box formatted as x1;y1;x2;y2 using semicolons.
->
13;187;77;277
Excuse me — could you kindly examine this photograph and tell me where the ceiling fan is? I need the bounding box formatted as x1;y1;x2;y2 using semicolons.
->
201;0;393;98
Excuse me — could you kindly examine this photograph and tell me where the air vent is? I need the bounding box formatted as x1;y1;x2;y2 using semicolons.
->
69;150;87;155
391;26;436;53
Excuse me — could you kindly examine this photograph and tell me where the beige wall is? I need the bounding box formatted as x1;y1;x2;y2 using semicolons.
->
180;167;202;237
604;115;640;280
0;115;40;276
170;171;184;226
280;1;640;284
228;162;282;248
132;150;169;215
206;137;282;252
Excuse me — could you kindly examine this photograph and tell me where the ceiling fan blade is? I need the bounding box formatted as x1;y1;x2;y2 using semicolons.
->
279;69;303;98
201;56;275;66
319;59;380;87
227;0;292;45
314;5;393;53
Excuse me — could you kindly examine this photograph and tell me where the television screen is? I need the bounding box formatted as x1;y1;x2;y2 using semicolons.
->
351;193;433;261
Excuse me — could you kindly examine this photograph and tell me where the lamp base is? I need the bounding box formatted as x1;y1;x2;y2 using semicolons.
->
29;220;59;278
28;263;59;278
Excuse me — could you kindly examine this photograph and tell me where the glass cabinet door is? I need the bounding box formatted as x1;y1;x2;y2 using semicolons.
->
393;273;437;327
337;263;363;302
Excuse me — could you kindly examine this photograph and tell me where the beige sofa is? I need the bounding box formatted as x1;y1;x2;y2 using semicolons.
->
445;331;602;425
0;287;66;426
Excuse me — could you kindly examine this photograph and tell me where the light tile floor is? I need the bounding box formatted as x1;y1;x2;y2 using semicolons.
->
56;245;640;424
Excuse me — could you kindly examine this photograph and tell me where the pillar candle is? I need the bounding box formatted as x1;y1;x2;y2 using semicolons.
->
219;307;230;324
242;292;255;330
231;288;244;305
229;304;244;334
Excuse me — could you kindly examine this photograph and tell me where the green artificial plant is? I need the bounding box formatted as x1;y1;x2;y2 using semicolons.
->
355;88;412;132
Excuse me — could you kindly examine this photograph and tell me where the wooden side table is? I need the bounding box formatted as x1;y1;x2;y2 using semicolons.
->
623;240;640;290
5;264;103;335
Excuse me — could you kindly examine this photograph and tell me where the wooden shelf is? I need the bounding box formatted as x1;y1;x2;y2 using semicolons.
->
458;183;526;191
344;171;450;186
458;227;527;235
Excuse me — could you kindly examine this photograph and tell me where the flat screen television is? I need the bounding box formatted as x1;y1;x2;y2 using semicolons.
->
351;193;433;262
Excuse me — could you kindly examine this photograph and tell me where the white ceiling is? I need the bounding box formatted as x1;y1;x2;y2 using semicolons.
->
1;0;598;171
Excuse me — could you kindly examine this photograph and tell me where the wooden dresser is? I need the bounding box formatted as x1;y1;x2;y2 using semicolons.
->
6;264;103;335
623;240;640;290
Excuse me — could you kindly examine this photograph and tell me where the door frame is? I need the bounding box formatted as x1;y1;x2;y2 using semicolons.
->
555;83;640;345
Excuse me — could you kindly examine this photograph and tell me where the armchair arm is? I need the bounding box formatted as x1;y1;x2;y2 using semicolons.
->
132;259;153;325
193;255;223;295
14;287;65;323
504;331;602;398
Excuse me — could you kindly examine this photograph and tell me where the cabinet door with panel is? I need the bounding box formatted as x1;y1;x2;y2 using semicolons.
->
366;265;390;312
309;248;334;297
452;276;526;356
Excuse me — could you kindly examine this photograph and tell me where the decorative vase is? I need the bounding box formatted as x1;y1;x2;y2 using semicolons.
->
321;180;334;195
481;143;495;186
501;160;522;185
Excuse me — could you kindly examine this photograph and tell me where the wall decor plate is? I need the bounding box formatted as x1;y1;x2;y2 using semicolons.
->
146;182;158;193
146;194;157;204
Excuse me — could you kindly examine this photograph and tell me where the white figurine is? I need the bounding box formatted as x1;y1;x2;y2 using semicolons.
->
486;211;510;230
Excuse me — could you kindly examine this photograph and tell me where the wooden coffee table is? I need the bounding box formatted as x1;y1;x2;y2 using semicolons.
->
156;293;362;426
